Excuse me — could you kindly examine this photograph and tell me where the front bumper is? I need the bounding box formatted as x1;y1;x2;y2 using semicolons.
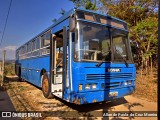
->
70;86;135;104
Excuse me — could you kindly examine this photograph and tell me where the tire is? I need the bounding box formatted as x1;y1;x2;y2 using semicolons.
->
18;66;22;82
42;73;53;99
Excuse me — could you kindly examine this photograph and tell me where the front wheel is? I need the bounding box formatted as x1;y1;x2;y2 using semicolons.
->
42;73;53;99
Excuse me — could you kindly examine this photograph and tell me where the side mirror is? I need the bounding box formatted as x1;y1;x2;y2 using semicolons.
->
69;15;76;32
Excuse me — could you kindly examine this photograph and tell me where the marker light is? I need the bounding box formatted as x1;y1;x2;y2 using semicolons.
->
79;84;82;91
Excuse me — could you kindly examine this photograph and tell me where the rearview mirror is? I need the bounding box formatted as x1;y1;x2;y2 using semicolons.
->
69;15;76;32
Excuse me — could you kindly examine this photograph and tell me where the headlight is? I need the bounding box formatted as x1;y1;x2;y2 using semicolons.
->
85;84;90;90
128;80;132;85
124;81;128;86
92;84;97;89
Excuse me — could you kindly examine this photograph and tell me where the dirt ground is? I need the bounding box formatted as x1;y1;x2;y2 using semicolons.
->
132;72;157;102
3;76;158;120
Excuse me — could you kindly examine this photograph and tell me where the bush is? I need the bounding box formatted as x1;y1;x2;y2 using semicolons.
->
4;63;15;76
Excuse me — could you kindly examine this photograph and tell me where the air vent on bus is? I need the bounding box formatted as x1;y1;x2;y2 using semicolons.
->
101;82;121;89
86;73;132;80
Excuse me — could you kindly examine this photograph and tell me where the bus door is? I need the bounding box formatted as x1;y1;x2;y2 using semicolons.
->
51;27;68;98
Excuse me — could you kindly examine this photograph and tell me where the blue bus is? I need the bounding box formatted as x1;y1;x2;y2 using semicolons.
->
15;8;136;104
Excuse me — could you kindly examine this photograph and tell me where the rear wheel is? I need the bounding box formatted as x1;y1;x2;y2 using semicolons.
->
17;66;22;81
42;73;53;99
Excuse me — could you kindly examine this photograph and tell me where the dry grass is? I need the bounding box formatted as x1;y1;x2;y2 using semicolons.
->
132;69;157;102
5;79;84;119
5;63;15;76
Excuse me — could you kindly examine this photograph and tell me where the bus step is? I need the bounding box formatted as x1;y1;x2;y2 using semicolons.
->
52;92;62;98
57;67;63;72
56;72;62;74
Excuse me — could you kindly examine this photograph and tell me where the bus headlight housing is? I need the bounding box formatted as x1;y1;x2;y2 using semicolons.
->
92;84;97;89
85;84;90;90
124;81;128;86
128;80;132;85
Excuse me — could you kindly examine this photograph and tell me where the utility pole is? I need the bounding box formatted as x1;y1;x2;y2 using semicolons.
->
0;50;6;87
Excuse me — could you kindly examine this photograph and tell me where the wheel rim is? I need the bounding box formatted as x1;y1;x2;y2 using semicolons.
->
43;78;48;94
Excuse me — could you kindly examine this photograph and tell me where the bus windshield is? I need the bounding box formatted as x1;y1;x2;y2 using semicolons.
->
74;21;132;62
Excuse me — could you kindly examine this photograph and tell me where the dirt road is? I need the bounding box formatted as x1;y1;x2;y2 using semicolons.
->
3;77;157;120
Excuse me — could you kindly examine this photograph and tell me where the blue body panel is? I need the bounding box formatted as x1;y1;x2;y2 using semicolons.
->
20;55;50;87
69;62;136;104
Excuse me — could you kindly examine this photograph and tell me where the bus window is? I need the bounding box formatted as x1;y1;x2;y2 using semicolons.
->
75;22;111;61
21;46;26;59
22;46;26;54
56;34;63;67
41;35;45;47
111;29;130;61
41;31;50;47
40;31;51;55
32;38;40;57
32;40;36;50
35;37;40;49
27;42;33;58
27;42;32;52
24;45;27;59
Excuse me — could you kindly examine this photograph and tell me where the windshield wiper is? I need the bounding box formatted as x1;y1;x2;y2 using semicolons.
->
114;48;128;67
96;50;111;67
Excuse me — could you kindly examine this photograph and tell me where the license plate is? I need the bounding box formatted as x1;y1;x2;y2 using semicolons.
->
109;92;118;97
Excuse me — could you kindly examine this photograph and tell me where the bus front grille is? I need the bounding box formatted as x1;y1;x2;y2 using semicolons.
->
86;73;133;80
103;82;121;89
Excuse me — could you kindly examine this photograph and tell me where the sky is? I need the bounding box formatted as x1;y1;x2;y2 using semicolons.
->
0;0;74;60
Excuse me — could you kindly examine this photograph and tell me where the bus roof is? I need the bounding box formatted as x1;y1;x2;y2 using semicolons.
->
77;8;127;24
17;8;127;51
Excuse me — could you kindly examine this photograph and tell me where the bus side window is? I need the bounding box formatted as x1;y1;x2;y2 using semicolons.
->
36;37;40;49
21;46;27;59
41;32;50;47
27;42;32;58
32;38;40;57
41;31;51;55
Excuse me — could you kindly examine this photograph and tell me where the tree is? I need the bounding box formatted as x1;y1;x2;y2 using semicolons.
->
131;16;158;71
69;0;97;10
100;0;158;72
